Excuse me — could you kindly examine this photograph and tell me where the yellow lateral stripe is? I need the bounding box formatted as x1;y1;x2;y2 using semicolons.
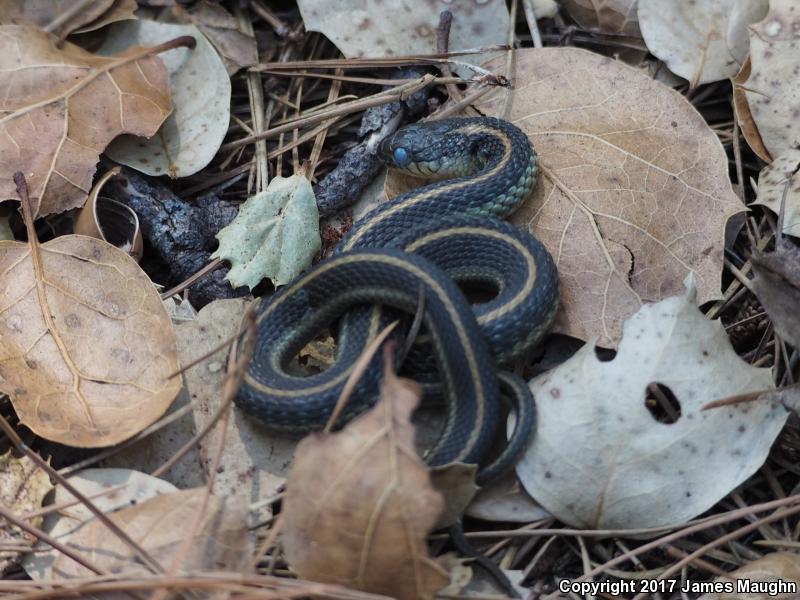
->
247;253;485;455
341;125;513;250
405;226;538;323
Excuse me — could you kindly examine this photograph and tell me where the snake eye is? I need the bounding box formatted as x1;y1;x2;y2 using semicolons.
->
393;147;410;167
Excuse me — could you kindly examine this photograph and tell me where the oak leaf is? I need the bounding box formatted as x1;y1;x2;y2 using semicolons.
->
22;468;178;580
296;0;508;77
0;24;173;217
213;175;321;289
282;348;450;600
475;48;745;346
699;553;800;599
751;240;800;351
0;180;181;447
174;0;258;75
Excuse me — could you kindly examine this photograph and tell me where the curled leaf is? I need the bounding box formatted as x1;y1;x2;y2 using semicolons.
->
75;168;143;262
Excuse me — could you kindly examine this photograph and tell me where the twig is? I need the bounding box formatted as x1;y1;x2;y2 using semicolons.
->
220;75;438;152
151;303;258;479
236;4;269;193
541;493;800;599
0;503;106;576
436;11;464;103
324;322;398;432
630;503;800;600
521;0;544;48
160;258;223;300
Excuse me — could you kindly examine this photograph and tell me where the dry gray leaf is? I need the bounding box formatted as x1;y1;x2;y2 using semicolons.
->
516;277;785;529
99;20;231;178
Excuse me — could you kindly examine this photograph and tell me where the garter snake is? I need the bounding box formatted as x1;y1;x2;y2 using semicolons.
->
237;117;559;483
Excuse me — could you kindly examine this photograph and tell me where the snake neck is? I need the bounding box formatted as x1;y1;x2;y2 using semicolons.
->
339;117;538;252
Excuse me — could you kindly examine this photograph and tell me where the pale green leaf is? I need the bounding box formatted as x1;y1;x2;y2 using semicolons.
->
213;175;320;289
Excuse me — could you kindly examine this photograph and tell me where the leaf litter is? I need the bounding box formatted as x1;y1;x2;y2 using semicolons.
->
0;175;181;447
0;24;179;217
0;2;799;598
515;277;785;529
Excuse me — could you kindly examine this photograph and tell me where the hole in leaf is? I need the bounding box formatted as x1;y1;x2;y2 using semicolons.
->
594;346;616;362
644;382;681;424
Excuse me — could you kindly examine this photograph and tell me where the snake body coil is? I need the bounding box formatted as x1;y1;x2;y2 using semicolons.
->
237;117;559;481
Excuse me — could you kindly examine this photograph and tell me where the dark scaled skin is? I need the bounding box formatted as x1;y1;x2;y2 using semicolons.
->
338;117;539;252
237;116;557;478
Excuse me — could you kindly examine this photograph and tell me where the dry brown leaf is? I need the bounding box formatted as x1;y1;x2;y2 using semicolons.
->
177;298;291;521
560;0;640;36
296;0;508;78
22;468;180;580
751;240;800;350
733;57;772;163
282;347;450;600
0;451;51;572
0;0;114;36
475;48;744;346
638;0;744;84
52;487;250;578
173;0;258;75
0;25;175;217
73;0;137;34
743;0;800;161
698;553;800;599
0;0;136;36
0;178;181;447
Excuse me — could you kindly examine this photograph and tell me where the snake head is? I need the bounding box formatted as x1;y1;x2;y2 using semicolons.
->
378;119;483;178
